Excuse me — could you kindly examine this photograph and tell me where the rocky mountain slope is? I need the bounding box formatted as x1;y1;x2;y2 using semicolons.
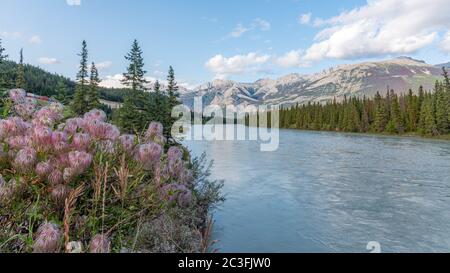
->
182;57;444;107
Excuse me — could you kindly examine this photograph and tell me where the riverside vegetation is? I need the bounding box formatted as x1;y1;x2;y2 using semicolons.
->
0;39;224;253
279;69;450;138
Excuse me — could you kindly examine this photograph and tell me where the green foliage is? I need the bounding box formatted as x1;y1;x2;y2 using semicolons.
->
122;40;148;92
279;73;450;137
15;49;26;90
72;40;89;115
86;62;101;111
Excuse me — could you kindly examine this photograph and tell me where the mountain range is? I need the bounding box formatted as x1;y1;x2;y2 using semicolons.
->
181;57;446;107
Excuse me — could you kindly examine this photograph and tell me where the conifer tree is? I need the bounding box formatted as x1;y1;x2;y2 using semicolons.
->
117;40;149;132
419;96;438;135
55;79;68;104
373;92;388;132
16;48;26;89
87;62;101;110
121;39;148;92
0;38;7;63
0;38;8;92
72;40;89;115
386;91;404;133
435;76;449;134
167;66;180;109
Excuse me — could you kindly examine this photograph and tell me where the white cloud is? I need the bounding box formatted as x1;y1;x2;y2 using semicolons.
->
100;74;197;90
299;13;312;25
302;0;450;62
230;24;250;38
205;52;271;79
38;57;60;65
94;61;112;70
101;74;124;88
66;0;81;6
275;50;306;68
228;18;271;38
253;18;271;31
29;35;42;45
441;31;450;53
0;31;22;39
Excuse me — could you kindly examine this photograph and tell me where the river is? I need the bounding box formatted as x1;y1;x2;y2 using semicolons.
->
184;129;450;253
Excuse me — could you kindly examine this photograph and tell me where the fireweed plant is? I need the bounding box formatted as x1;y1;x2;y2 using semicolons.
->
0;89;224;253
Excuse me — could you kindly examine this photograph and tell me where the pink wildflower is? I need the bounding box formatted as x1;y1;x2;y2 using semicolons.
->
119;134;136;153
135;142;163;170
83;109;107;122
36;161;52;178
72;133;91;150
13;147;37;171
89;234;111;253
32;222;62;253
68;151;93;174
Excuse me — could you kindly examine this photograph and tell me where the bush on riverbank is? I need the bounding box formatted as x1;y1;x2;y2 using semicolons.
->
0;89;224;253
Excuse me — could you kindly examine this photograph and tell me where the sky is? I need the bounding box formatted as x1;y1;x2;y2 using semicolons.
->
1;0;450;89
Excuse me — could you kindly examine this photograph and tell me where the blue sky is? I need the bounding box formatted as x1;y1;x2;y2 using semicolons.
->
1;0;450;89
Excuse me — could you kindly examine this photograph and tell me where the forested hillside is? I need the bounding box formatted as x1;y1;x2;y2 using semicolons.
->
0;60;127;102
279;69;450;137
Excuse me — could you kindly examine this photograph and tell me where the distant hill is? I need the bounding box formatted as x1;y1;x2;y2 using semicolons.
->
0;60;128;102
182;56;445;107
435;62;450;69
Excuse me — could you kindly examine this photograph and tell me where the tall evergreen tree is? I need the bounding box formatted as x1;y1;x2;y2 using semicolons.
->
121;39;148;92
0;38;8;93
86;62;101;110
55;79;68;104
386;91;404;133
167;66;180;109
0;38;7;63
373;92;388;132
72;40;89;115
435;75;449;134
16;48;26;90
419;96;438;136
117;40;149;132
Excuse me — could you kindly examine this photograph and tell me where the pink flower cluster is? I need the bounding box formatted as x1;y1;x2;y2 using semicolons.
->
1;89;196;229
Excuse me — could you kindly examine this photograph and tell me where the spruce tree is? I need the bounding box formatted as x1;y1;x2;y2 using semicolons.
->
419;96;438;136
0;38;8;93
167;66;180;109
373;92;388;132
117;40;149;132
87;62;101;110
0;38;7;63
55;79;68;104
121;39;148;92
16;48;26;89
435;76;449;134
386;91;404;133
72;40;89;115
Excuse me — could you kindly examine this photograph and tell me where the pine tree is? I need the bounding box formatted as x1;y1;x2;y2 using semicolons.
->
0;38;8;93
0;38;7;63
435;75;449;134
373;92;388;132
55;79;68;104
121;40;148;92
419;96;438;136
16;48;26;89
72;40;89;115
167;66;179;109
406;89;418;132
386;91;404;133
86;62;101;110
117;40;149;132
117;95;142;133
